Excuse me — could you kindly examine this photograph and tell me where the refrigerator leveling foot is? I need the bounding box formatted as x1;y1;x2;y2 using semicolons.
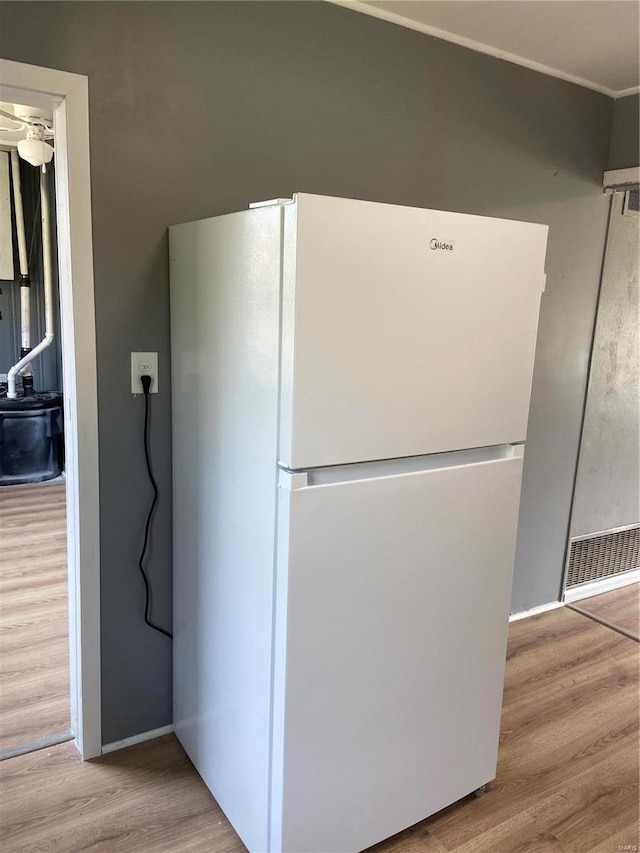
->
473;786;486;798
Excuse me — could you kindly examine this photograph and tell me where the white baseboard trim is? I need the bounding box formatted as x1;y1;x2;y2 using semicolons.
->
509;600;563;623
101;724;174;755
564;570;640;603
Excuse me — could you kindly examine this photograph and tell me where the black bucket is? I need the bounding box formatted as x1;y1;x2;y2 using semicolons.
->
0;393;64;486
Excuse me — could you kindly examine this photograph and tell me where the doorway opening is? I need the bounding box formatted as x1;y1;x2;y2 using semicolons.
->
0;60;101;760
0;122;72;757
562;186;640;641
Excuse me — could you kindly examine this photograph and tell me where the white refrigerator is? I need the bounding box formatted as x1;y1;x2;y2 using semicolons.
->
169;193;547;853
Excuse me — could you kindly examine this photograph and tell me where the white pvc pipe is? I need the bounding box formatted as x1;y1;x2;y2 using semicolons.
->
7;169;54;398
9;150;28;275
20;281;31;352
9;150;31;354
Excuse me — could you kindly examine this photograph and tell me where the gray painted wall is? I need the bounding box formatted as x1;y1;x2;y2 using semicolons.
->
608;94;640;170
570;191;640;538
0;1;612;742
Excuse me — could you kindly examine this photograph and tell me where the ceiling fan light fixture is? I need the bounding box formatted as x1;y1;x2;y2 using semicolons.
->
17;126;54;167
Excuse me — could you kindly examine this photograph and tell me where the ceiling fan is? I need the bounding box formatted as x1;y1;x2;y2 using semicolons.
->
0;103;54;168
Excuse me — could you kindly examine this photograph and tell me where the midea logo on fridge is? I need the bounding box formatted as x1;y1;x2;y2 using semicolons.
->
429;238;455;251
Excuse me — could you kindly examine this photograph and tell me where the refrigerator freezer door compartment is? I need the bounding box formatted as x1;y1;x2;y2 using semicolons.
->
271;453;523;853
279;193;547;469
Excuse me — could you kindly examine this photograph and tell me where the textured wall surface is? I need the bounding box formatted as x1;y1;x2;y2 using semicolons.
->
570;191;640;538
0;1;612;741
608;94;640;170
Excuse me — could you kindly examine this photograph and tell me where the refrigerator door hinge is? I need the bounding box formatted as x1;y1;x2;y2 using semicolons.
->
278;469;308;491
507;444;525;458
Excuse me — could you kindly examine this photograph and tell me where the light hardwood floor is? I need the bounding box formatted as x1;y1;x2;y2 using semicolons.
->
572;582;640;639
0;606;637;852
0;481;70;750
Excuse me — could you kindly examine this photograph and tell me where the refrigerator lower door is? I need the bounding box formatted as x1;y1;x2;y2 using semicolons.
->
271;448;524;853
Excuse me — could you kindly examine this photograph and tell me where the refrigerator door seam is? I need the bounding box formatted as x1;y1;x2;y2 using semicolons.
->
268;201;293;853
278;443;524;490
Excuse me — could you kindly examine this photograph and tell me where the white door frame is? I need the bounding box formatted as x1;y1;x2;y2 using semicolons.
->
0;59;101;759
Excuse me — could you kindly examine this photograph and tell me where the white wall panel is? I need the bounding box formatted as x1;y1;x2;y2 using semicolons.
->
0;152;13;281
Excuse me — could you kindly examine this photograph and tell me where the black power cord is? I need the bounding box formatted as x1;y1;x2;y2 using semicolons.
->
137;373;172;639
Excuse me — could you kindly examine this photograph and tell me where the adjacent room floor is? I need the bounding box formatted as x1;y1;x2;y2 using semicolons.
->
1;605;637;853
0;480;70;753
568;581;640;639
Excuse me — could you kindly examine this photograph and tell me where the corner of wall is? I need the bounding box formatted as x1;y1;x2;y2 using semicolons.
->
607;94;640;171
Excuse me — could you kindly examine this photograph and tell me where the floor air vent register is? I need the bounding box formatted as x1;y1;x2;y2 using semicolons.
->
566;526;640;588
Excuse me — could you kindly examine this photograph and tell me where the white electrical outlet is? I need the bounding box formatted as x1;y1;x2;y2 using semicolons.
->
131;352;158;394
